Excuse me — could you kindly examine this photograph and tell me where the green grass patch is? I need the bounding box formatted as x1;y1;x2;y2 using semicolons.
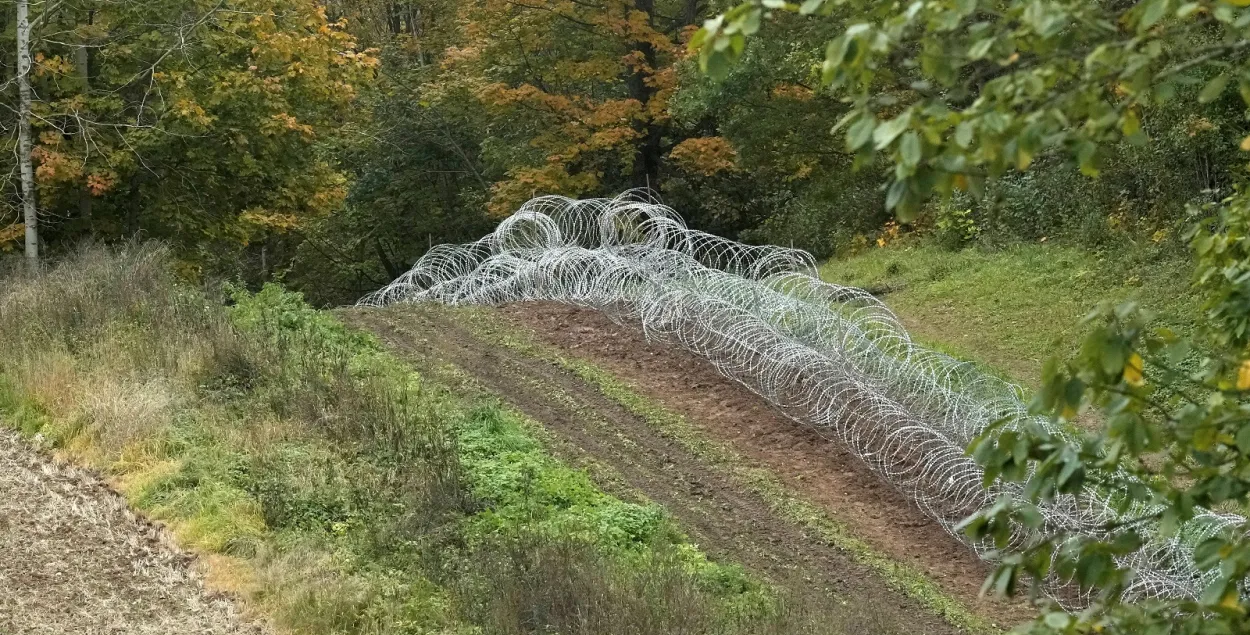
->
819;242;1200;385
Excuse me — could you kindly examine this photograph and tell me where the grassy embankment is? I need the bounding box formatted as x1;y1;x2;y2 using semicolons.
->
819;241;1202;386
0;245;889;635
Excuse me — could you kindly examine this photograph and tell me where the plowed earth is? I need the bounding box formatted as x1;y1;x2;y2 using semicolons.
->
0;429;264;635
346;302;1035;634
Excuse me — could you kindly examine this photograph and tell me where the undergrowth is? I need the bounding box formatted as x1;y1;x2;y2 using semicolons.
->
0;244;862;634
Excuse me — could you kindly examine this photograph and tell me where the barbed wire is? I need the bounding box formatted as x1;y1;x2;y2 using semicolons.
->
359;190;1242;606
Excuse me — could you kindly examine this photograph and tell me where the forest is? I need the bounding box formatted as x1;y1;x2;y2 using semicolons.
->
3;0;1230;303
5;1;1250;635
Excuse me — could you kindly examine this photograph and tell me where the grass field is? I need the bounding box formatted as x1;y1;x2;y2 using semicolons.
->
819;241;1202;386
0;245;955;634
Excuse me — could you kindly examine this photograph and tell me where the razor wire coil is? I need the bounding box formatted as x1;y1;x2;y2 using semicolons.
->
359;190;1243;606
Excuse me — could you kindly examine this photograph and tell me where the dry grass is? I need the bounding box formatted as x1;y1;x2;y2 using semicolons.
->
82;377;178;454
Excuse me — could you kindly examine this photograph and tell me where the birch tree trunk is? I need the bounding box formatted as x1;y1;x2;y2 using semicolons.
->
75;14;94;235
16;0;39;270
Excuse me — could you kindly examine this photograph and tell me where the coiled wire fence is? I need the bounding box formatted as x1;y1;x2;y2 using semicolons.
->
359;191;1242;605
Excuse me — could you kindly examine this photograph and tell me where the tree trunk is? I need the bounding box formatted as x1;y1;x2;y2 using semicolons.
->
626;0;662;191
386;2;402;35
75;14;94;235
124;174;142;237
17;0;38;270
679;0;702;31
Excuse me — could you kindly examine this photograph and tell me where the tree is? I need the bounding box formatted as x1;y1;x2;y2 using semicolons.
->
15;0;36;268
1;0;377;276
287;0;782;303
668;10;890;252
695;0;1250;632
446;0;706;215
278;0;496;304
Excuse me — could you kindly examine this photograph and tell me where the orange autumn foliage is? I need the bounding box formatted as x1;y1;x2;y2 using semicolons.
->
448;0;696;216
669;137;739;176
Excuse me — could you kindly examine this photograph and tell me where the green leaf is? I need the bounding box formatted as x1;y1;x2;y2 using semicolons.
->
895;198;920;223
900;131;922;167
885;178;908;210
1199;74;1230;104
1043;612;1072;629
1195;233;1215;255
993;565;1016;596
740;9;762;36
1016;504;1043;529
955;121;974;148
1238;78;1250;106
1076;553;1108;588
688;27;709;51
1236;424;1250;456
1110;530;1144;554
968;37;994;60
1139;0;1170;29
1077;141;1100;177
1195;536;1226;570
1201;576;1234;606
1101;342;1127;376
1013;434;1030;466
1015;147;1033;171
1121;109;1141;137
846;117;876;150
704;51;731;81
873;112;912;150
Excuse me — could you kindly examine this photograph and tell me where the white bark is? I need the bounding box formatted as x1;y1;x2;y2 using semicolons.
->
17;0;38;270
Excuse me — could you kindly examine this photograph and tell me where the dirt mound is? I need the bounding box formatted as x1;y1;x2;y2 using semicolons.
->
0;429;265;635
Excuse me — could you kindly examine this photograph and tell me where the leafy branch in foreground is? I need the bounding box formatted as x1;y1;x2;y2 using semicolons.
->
694;1;1250;632
958;198;1250;632
694;0;1250;220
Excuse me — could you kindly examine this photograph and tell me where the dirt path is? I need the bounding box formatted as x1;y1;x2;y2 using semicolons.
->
0;428;264;635
497;302;1034;624
497;304;1027;598
349;305;987;635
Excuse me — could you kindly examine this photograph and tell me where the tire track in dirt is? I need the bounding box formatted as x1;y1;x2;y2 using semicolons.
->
494;302;1034;625
347;306;972;635
0;428;265;635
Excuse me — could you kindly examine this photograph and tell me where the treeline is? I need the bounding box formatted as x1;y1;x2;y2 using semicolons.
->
2;0;1239;304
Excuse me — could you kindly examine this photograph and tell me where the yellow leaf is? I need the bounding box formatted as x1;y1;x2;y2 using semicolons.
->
1240;134;1250;151
1237;359;1250;391
1220;587;1244;612
0;223;22;250
1123;353;1145;387
1016;149;1033;171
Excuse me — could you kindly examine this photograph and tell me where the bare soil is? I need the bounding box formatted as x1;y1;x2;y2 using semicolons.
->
496;302;1033;622
0;428;265;635
346;304;1028;633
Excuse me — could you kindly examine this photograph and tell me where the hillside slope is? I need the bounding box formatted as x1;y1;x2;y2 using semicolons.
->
819;243;1200;385
345;302;1031;633
2;246;1000;635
